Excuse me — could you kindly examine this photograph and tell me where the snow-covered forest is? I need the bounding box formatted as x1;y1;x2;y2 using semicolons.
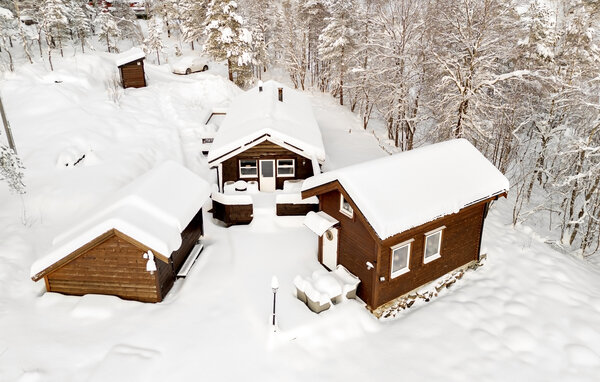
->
0;0;599;258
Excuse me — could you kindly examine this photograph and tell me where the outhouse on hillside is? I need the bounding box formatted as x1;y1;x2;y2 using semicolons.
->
301;139;509;312
30;161;210;303
116;47;147;89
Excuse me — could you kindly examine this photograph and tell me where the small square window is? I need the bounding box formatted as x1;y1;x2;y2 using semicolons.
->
391;241;412;278
424;229;443;263
276;159;295;177
239;159;257;178
339;195;353;218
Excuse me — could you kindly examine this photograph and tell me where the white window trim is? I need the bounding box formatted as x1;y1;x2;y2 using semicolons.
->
391;239;413;279
239;159;258;178
423;227;445;264
276;159;295;177
339;195;354;218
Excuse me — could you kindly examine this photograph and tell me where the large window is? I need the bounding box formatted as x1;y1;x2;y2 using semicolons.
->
239;159;258;178
339;195;353;218
391;240;413;278
424;227;444;263
277;159;295;177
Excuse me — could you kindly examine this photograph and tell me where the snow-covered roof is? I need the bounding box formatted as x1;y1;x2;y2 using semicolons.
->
31;161;210;280
115;47;145;67
302;139;510;240
304;211;339;236
207;80;325;164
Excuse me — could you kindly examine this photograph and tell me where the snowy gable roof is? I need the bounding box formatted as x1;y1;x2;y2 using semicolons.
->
207;80;326;164
30;161;210;280
115;47;145;67
302;139;510;240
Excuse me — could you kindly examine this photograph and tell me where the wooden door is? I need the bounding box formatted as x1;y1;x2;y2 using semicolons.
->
322;228;338;270
259;160;275;192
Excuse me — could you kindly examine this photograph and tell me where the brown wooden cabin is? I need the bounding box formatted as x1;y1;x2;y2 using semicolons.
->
215;138;318;192
301;139;510;312
207;80;326;192
31;212;203;303
30;161;210;303
116;48;147;89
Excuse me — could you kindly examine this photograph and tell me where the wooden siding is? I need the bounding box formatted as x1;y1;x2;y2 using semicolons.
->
212;200;253;226
171;209;204;273
373;202;487;308
120;59;146;88
221;140;314;190
276;203;318;216
318;189;378;308
46;232;162;302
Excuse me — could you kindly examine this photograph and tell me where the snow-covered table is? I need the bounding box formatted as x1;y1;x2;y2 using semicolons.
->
294;265;361;313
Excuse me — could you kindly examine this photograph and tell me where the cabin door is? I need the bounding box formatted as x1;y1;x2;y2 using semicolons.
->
259;160;276;192
322;228;338;270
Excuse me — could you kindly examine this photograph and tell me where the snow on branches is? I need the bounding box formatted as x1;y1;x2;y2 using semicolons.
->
204;0;253;86
0;144;25;194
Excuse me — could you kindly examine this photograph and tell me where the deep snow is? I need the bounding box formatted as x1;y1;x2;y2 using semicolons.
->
0;54;599;382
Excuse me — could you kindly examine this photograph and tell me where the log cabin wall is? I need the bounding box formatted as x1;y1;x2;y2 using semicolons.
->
170;209;204;274
119;59;146;88
220;140;314;190
373;202;487;308
45;232;162;303
318;189;378;308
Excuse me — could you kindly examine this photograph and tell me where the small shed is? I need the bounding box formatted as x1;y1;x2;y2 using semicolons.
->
116;47;147;89
207;80;326;192
30;161;210;303
301;139;509;311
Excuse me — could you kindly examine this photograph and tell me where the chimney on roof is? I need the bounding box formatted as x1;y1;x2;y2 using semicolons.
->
258;80;263;92
278;87;283;102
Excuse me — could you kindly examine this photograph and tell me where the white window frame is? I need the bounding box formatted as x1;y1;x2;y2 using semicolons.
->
390;239;414;279
239;159;258;178
423;226;445;264
339;194;354;218
276;159;295;177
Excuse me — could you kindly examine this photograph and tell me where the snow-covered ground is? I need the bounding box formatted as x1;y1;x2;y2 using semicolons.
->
1;55;600;382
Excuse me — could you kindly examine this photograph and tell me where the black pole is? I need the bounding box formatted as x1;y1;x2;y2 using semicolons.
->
272;290;276;326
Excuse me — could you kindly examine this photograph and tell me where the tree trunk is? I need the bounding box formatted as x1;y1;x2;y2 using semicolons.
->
156;49;160;65
228;58;233;82
48;48;53;71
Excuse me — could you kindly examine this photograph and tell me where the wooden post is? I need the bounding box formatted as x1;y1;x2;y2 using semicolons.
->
0;96;17;154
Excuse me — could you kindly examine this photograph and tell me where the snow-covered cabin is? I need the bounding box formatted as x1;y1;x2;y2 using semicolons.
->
30;161;210;303
207;80;326;192
116;47;146;89
301;139;509;311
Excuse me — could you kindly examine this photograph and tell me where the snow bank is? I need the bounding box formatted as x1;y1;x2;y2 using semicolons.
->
302;139;509;239
207;80;326;164
30;161;210;278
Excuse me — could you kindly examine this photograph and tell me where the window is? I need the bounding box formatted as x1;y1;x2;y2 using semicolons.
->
339;195;353;218
391;240;413;278
202;138;214;144
277;159;295;177
424;227;444;263
239;159;257;178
